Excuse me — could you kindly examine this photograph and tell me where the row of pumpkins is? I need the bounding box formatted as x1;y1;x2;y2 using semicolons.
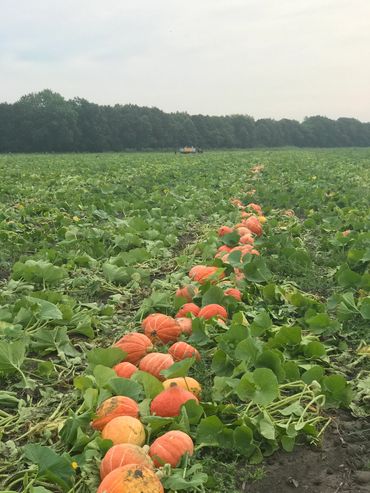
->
94;203;265;492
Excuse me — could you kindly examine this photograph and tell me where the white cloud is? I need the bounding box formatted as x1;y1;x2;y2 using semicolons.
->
0;0;369;120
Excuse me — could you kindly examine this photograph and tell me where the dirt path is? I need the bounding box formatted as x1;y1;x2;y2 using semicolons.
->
242;411;370;493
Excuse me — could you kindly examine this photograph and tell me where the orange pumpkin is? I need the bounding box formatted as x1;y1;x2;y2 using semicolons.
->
101;416;145;446
189;265;225;284
175;285;197;302
234;268;245;281
244;216;263;236
150;383;198;417
142;314;181;344
139;353;174;381
97;464;163;493
168;341;201;362
100;444;153;479
114;333;153;365
91;396;140;431
113;362;138;379
175;317;192;335
218;225;233;237
240;233;254;245
162;377;202;397
236;226;252;237
198;304;227;320
247;203;263;215
149;430;194;467
175;303;200;318
224;288;242;301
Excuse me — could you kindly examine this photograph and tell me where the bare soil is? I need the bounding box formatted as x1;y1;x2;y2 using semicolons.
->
241;411;370;493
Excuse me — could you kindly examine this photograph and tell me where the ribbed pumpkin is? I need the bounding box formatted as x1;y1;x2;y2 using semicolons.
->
168;341;201;362
175;317;192;335
175;303;200;318
162;377;202;397
114;333;153;365
97;464;163;493
247;202;263;215
175;285;197;302
224;288;242;301
139;353;174;381
101;416;145;446
236;226;252;237
218;225;233;237
91;396;140;431
189;265;225;284
100;444;153;479
113;362;138;379
198;304;228;320
240;233;254;245
149;430;194;467
142;314;181;344
244;216;263;236
217;245;232;253
150;383;198;417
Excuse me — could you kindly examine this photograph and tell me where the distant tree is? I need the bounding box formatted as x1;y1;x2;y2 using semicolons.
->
0;89;370;152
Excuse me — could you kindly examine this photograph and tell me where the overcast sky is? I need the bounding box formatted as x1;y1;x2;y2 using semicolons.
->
1;0;370;121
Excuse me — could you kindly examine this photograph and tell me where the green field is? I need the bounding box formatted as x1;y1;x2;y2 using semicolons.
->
0;149;369;492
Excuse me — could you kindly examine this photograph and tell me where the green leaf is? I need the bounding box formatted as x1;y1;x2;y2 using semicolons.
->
131;371;163;399
359;298;370;320
233;425;255;456
196;416;224;447
105;377;143;401
281;435;295;452
201;285;225;306
25;296;63;320
301;365;325;384
271;325;302;347
23;444;75;491
236;368;279;405
161;357;196;379
87;347;126;369
303;341;326;359
249;311;272;337
255;350;286;382
211;350;234;376
93;365;116;388
0;340;26;374
243;257;272;283
234;337;261;367
321;375;353;408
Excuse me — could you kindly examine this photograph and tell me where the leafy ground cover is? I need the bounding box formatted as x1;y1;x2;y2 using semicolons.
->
0;149;369;493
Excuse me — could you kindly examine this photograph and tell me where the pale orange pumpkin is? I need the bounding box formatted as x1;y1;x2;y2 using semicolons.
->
97;464;163;493
198;304;227;320
218;225;233;237
142;314;181;344
175;317;192;335
150;383;198;417
244;216;263;236
101;416;145;446
162;377;202;397
175;285;197;302
139;353;174;381
175;303;200;318
239;233;254;245
149;430;194;467
91;396;140;431
189;265;225;284
224;288;242;301
113;362;138;379
100;444;153;479
168;341;201;361
114;333;153;365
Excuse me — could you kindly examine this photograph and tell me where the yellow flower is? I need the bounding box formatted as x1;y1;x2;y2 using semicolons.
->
71;461;79;470
72;216;80;222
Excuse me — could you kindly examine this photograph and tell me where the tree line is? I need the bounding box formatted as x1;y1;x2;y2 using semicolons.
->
1;89;370;152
